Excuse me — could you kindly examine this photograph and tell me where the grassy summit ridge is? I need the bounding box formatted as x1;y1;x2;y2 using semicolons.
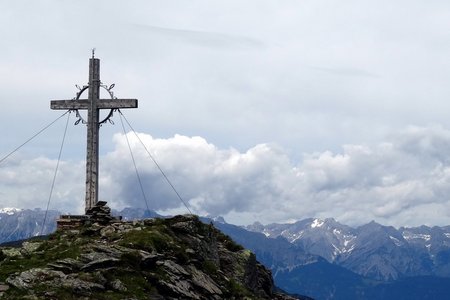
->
0;215;300;299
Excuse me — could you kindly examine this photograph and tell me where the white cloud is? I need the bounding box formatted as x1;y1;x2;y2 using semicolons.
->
3;126;450;227
101;133;294;218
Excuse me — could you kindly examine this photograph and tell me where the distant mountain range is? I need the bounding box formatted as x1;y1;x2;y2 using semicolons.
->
245;217;450;281
0;208;59;242
213;217;450;299
2;208;450;299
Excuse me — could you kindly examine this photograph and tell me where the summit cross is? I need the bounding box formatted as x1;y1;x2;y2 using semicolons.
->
50;55;138;213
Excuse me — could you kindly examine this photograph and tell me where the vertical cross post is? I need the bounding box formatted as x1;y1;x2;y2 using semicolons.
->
86;57;100;211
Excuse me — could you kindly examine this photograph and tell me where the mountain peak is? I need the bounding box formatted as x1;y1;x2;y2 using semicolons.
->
206;215;227;224
357;220;384;231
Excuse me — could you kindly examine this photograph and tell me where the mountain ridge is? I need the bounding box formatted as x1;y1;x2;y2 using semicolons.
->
213;217;450;300
0;214;303;299
245;217;450;281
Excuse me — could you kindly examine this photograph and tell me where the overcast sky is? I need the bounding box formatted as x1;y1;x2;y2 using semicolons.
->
1;0;450;227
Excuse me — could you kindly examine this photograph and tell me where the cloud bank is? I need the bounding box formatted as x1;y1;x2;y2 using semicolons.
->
2;125;450;227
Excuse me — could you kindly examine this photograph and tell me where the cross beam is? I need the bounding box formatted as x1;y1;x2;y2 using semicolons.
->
50;57;138;213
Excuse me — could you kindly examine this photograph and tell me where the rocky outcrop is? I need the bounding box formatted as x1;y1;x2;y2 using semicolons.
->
0;215;301;299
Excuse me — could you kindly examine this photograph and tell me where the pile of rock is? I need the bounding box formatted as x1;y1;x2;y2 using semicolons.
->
86;201;121;225
57;201;121;230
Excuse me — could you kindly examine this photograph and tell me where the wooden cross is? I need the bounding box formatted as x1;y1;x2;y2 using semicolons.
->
50;55;138;213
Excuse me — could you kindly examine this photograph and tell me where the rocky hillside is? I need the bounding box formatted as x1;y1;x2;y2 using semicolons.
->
0;215;302;299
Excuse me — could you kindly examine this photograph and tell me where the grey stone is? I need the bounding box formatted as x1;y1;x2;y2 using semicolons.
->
109;279;127;292
62;277;105;294
158;260;190;276
171;221;196;233
0;284;9;292
189;267;223;295
91;244;124;258
185;248;196;255
81;257;120;272
100;225;116;238
6;268;67;289
21;242;42;254
80;251;112;263
139;250;162;267
158;279;200;299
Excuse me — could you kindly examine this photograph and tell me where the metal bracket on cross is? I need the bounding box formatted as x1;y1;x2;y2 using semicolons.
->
72;83;118;126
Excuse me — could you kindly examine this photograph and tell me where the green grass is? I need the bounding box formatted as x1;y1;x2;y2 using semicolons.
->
101;269;155;299
120;250;142;269
226;278;253;298
0;234;82;282
202;259;219;276
118;228;172;252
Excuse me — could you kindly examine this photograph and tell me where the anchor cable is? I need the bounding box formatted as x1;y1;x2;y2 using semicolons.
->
117;110;193;215
118;112;151;213
0;110;71;165
40;111;71;235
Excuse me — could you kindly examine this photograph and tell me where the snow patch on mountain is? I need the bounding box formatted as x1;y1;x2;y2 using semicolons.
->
262;230;271;237
389;235;403;246
402;232;431;242
0;207;21;215
342;236;356;253
311;218;324;228
290;231;305;243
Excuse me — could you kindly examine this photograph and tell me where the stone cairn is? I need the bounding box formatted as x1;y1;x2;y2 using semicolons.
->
57;201;121;230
